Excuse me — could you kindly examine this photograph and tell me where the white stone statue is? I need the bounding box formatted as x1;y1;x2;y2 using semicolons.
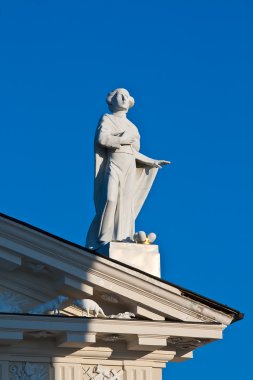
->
109;312;135;319
86;88;171;249
28;295;68;315
74;299;107;317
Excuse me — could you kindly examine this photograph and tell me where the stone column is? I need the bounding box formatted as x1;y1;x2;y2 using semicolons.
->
124;365;163;380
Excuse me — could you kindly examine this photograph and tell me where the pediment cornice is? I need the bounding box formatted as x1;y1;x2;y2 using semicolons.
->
0;214;241;326
0;313;222;362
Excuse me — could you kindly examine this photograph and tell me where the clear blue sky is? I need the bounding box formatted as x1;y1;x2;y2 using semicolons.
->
0;1;252;378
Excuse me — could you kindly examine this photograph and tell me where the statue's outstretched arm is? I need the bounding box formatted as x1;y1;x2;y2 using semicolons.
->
134;150;156;166
134;150;171;168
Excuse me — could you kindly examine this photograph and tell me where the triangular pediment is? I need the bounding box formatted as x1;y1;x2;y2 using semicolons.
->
0;213;243;364
0;213;241;325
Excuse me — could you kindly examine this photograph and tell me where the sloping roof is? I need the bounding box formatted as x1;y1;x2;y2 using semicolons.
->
0;212;243;323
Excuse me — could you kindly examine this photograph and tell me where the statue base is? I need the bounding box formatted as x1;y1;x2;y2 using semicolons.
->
96;242;161;278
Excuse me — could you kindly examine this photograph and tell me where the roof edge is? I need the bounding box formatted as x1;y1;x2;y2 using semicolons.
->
0;212;244;323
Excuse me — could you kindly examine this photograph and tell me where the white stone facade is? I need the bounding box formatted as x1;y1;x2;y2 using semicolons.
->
0;214;243;380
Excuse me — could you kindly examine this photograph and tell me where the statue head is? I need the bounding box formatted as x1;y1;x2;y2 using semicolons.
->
106;88;135;112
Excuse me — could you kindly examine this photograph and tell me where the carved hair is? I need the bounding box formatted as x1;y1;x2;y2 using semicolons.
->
106;88;135;111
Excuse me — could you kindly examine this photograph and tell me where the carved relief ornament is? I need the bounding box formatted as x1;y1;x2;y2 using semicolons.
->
82;365;123;380
9;362;49;380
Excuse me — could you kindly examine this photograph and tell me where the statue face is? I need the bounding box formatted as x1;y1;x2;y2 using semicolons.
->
111;90;131;112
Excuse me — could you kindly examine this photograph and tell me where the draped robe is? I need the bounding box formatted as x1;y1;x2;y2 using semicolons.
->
86;113;158;249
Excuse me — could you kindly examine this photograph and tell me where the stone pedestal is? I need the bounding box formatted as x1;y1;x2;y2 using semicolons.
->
97;242;161;278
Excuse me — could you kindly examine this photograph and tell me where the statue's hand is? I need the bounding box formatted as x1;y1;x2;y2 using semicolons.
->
120;135;135;145
152;160;171;169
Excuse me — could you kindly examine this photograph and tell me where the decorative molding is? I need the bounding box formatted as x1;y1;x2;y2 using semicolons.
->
101;294;119;303
26;330;55;339
82;365;123;380
0;313;224;342
9;362;49;380
102;335;120;342
26;262;51;275
168;336;209;351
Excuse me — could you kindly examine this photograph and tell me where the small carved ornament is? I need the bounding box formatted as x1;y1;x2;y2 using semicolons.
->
9;362;49;380
102;334;120;342
168;336;204;350
134;231;157;244
109;312;135;319
83;365;123;380
100;294;119;303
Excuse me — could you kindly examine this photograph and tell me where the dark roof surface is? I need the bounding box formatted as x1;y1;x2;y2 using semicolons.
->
0;212;244;323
